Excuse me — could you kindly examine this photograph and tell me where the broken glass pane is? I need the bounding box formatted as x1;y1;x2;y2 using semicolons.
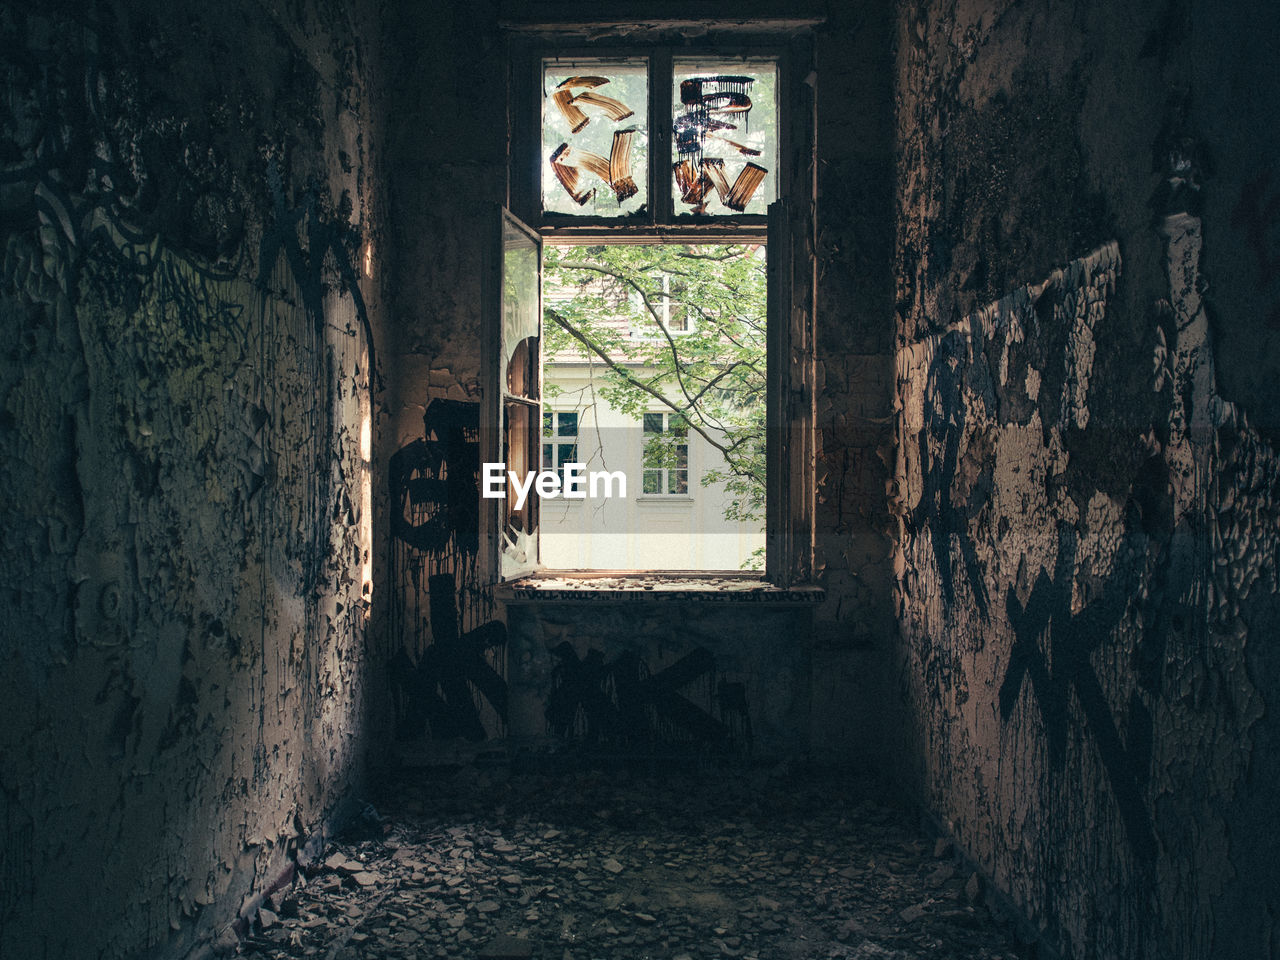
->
543;59;648;217
671;60;777;216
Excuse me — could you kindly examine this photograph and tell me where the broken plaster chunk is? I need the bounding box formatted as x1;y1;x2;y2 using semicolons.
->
965;872;982;902
478;934;534;959
927;863;955;886
899;903;927;923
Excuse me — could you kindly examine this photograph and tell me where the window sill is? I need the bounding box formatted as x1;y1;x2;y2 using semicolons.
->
496;572;824;604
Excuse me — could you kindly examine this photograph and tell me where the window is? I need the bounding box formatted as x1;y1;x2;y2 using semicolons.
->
641;412;690;496
490;212;542;577
630;272;692;338
660;274;691;334
538;55;778;221
543;410;579;470
542;59;648;218
485;21;817;585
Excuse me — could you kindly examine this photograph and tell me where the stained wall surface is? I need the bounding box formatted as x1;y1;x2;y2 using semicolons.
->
891;2;1280;957
0;2;386;957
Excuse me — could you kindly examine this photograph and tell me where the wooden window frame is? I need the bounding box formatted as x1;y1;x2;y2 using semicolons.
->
487;19;817;587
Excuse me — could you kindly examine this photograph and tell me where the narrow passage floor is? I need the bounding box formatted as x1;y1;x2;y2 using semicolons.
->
238;767;1029;960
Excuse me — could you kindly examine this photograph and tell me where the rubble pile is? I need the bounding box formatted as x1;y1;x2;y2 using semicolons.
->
236;769;1024;959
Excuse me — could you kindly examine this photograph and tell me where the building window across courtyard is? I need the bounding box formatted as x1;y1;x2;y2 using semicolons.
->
642;412;690;496
542;410;579;471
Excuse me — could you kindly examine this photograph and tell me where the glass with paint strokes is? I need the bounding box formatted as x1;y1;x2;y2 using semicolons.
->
671;59;777;216
542;58;649;217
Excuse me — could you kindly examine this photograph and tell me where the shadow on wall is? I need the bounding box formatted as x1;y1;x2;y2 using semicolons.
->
1;4;380;956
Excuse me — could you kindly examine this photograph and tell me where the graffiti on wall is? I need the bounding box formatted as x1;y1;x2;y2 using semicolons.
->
895;207;1276;955
547;642;752;755
389;574;507;741
898;243;1167;857
3;8;245;333
905;328;991;619
998;522;1157;858
388;399;508;740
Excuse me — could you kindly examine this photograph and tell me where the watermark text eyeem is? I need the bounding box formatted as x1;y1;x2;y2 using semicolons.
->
483;463;626;510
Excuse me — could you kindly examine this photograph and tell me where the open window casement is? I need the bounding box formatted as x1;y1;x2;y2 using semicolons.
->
485;201;814;585
482;208;543;581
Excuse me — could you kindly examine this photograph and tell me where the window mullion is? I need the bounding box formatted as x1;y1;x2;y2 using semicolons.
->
514;44;540;226
649;48;673;226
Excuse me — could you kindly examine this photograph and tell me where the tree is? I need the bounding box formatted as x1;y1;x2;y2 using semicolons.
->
542;242;767;526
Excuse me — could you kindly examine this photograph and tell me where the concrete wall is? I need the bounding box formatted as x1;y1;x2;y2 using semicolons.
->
0;1;387;956
890;1;1280;957
506;601;812;760
808;0;901;769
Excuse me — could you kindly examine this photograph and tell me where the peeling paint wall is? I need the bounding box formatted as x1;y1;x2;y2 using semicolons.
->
0;2;386;956
376;0;508;746
892;1;1280;957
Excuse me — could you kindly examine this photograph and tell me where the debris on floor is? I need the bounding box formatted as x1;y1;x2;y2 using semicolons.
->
235;768;1025;959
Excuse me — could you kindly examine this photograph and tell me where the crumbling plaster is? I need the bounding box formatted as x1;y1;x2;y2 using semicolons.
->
892;1;1280;957
0;2;388;957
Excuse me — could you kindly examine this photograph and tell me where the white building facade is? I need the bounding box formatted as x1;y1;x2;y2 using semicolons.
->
539;358;765;571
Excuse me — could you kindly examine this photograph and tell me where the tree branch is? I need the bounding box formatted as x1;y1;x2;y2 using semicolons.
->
557;259;719;423
546;306;736;461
